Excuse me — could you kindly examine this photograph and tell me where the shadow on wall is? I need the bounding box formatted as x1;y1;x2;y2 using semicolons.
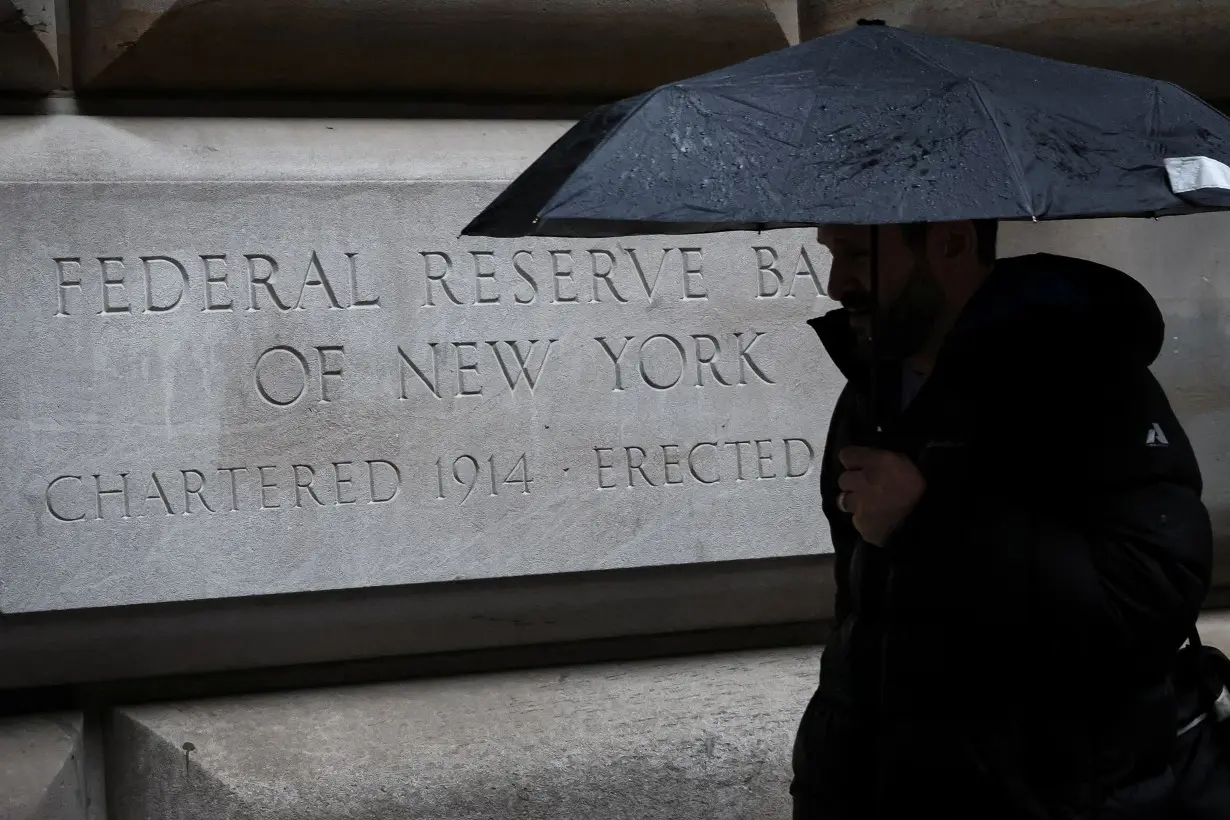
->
1000;213;1230;585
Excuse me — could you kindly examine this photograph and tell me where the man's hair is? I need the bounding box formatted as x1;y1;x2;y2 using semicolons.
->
899;220;998;267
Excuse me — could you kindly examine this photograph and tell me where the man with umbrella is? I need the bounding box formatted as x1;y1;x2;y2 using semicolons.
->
793;215;1214;818
465;21;1230;818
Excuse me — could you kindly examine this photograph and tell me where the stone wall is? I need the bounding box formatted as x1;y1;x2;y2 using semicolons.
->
4;2;1230;818
800;0;1230;103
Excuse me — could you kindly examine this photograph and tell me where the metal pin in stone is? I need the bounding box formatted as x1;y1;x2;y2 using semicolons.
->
182;741;196;777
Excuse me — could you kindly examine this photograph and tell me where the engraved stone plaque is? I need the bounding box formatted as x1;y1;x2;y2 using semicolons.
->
0;121;838;613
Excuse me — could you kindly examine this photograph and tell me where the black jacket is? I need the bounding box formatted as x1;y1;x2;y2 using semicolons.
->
792;253;1214;819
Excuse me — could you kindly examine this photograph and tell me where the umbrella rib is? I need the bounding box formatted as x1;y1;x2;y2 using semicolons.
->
883;28;960;79
967;80;1038;220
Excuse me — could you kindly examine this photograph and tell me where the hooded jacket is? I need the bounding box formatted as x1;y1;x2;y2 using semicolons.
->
791;253;1213;819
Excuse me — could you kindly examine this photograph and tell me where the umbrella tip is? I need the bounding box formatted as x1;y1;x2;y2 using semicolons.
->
857;18;887;26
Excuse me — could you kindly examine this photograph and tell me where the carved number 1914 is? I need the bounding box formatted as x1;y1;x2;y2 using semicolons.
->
436;454;533;502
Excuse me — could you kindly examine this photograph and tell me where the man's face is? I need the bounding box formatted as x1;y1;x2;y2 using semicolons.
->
817;224;946;361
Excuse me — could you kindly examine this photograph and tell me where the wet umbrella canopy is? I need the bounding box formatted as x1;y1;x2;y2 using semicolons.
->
463;21;1230;239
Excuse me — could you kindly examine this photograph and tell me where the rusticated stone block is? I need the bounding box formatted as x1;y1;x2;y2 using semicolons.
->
800;0;1230;101
73;0;792;96
107;648;814;819
0;713;86;820
0;0;59;93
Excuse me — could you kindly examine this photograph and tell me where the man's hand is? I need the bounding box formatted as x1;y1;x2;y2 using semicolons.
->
837;446;926;546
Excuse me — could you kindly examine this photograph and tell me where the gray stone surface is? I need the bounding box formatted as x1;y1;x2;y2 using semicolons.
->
800;0;1230;102
0;115;835;613
0;713;86;820
72;0;790;95
0;0;59;93
108;647;815;820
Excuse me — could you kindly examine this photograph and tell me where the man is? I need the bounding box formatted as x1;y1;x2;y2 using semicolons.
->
791;220;1214;819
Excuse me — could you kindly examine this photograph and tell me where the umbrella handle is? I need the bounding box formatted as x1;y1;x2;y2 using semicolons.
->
867;223;883;442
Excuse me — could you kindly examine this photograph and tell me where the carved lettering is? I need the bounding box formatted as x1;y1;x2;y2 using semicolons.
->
591;438;815;489
755;439;776;479
596;332;773;391
367;460;401;504
348;253;380;308
201;254;234;312
94;472;131;520
513;250;539;304
487;339;557;393
595;447;617;489
54;258;83;316
589;249;628;303
293;464;326;507
48;460;413;521
99;257;131;315
316;346;345;403
333;461;357;505
246;254;294;312
399;343;442;400
784;438;816;478
255;345;310;407
638;334;687;391
55;251;378;317
551;251;579;303
142;256;189;314
295;251;344;310
422;251;463;306
754;246;824;298
181;469;215;514
454;342;482;396
595;336;635;392
47;476;85;522
472;251;501;304
680;248;707;300
626;247;669;301
143;472;175;516
219;466;247;512
735;332;775;385
258;465;281;509
754;246;783;297
787;247;823;297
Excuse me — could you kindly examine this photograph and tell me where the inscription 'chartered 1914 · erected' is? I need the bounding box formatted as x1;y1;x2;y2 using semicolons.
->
0;179;832;612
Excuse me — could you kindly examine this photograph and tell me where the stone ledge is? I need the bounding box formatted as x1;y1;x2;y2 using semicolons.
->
107;648;814;819
72;0;791;97
800;0;1230;102
0;713;86;820
0;0;60;94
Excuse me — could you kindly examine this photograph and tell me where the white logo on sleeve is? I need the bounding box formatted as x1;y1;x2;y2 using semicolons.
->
1146;423;1170;448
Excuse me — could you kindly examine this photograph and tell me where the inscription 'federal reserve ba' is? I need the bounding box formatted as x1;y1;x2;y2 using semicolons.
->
0;180;838;613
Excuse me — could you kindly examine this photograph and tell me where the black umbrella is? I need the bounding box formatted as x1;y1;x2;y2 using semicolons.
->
462;19;1230;430
463;20;1230;239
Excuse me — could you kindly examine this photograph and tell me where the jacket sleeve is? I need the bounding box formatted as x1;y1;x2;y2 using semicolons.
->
821;384;861;626
883;365;1212;678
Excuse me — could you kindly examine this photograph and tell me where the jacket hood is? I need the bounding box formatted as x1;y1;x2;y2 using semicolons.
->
947;252;1165;371
810;253;1165;381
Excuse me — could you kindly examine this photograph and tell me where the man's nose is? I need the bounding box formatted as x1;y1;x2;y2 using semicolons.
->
826;266;847;302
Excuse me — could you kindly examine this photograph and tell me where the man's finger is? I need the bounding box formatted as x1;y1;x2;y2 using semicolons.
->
838;470;870;492
838;446;881;469
837;491;857;514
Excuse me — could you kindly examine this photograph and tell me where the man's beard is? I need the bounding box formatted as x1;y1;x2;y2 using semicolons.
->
845;261;945;363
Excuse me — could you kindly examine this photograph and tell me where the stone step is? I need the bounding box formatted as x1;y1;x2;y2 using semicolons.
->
104;611;1230;818
107;647;816;820
0;713;87;820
